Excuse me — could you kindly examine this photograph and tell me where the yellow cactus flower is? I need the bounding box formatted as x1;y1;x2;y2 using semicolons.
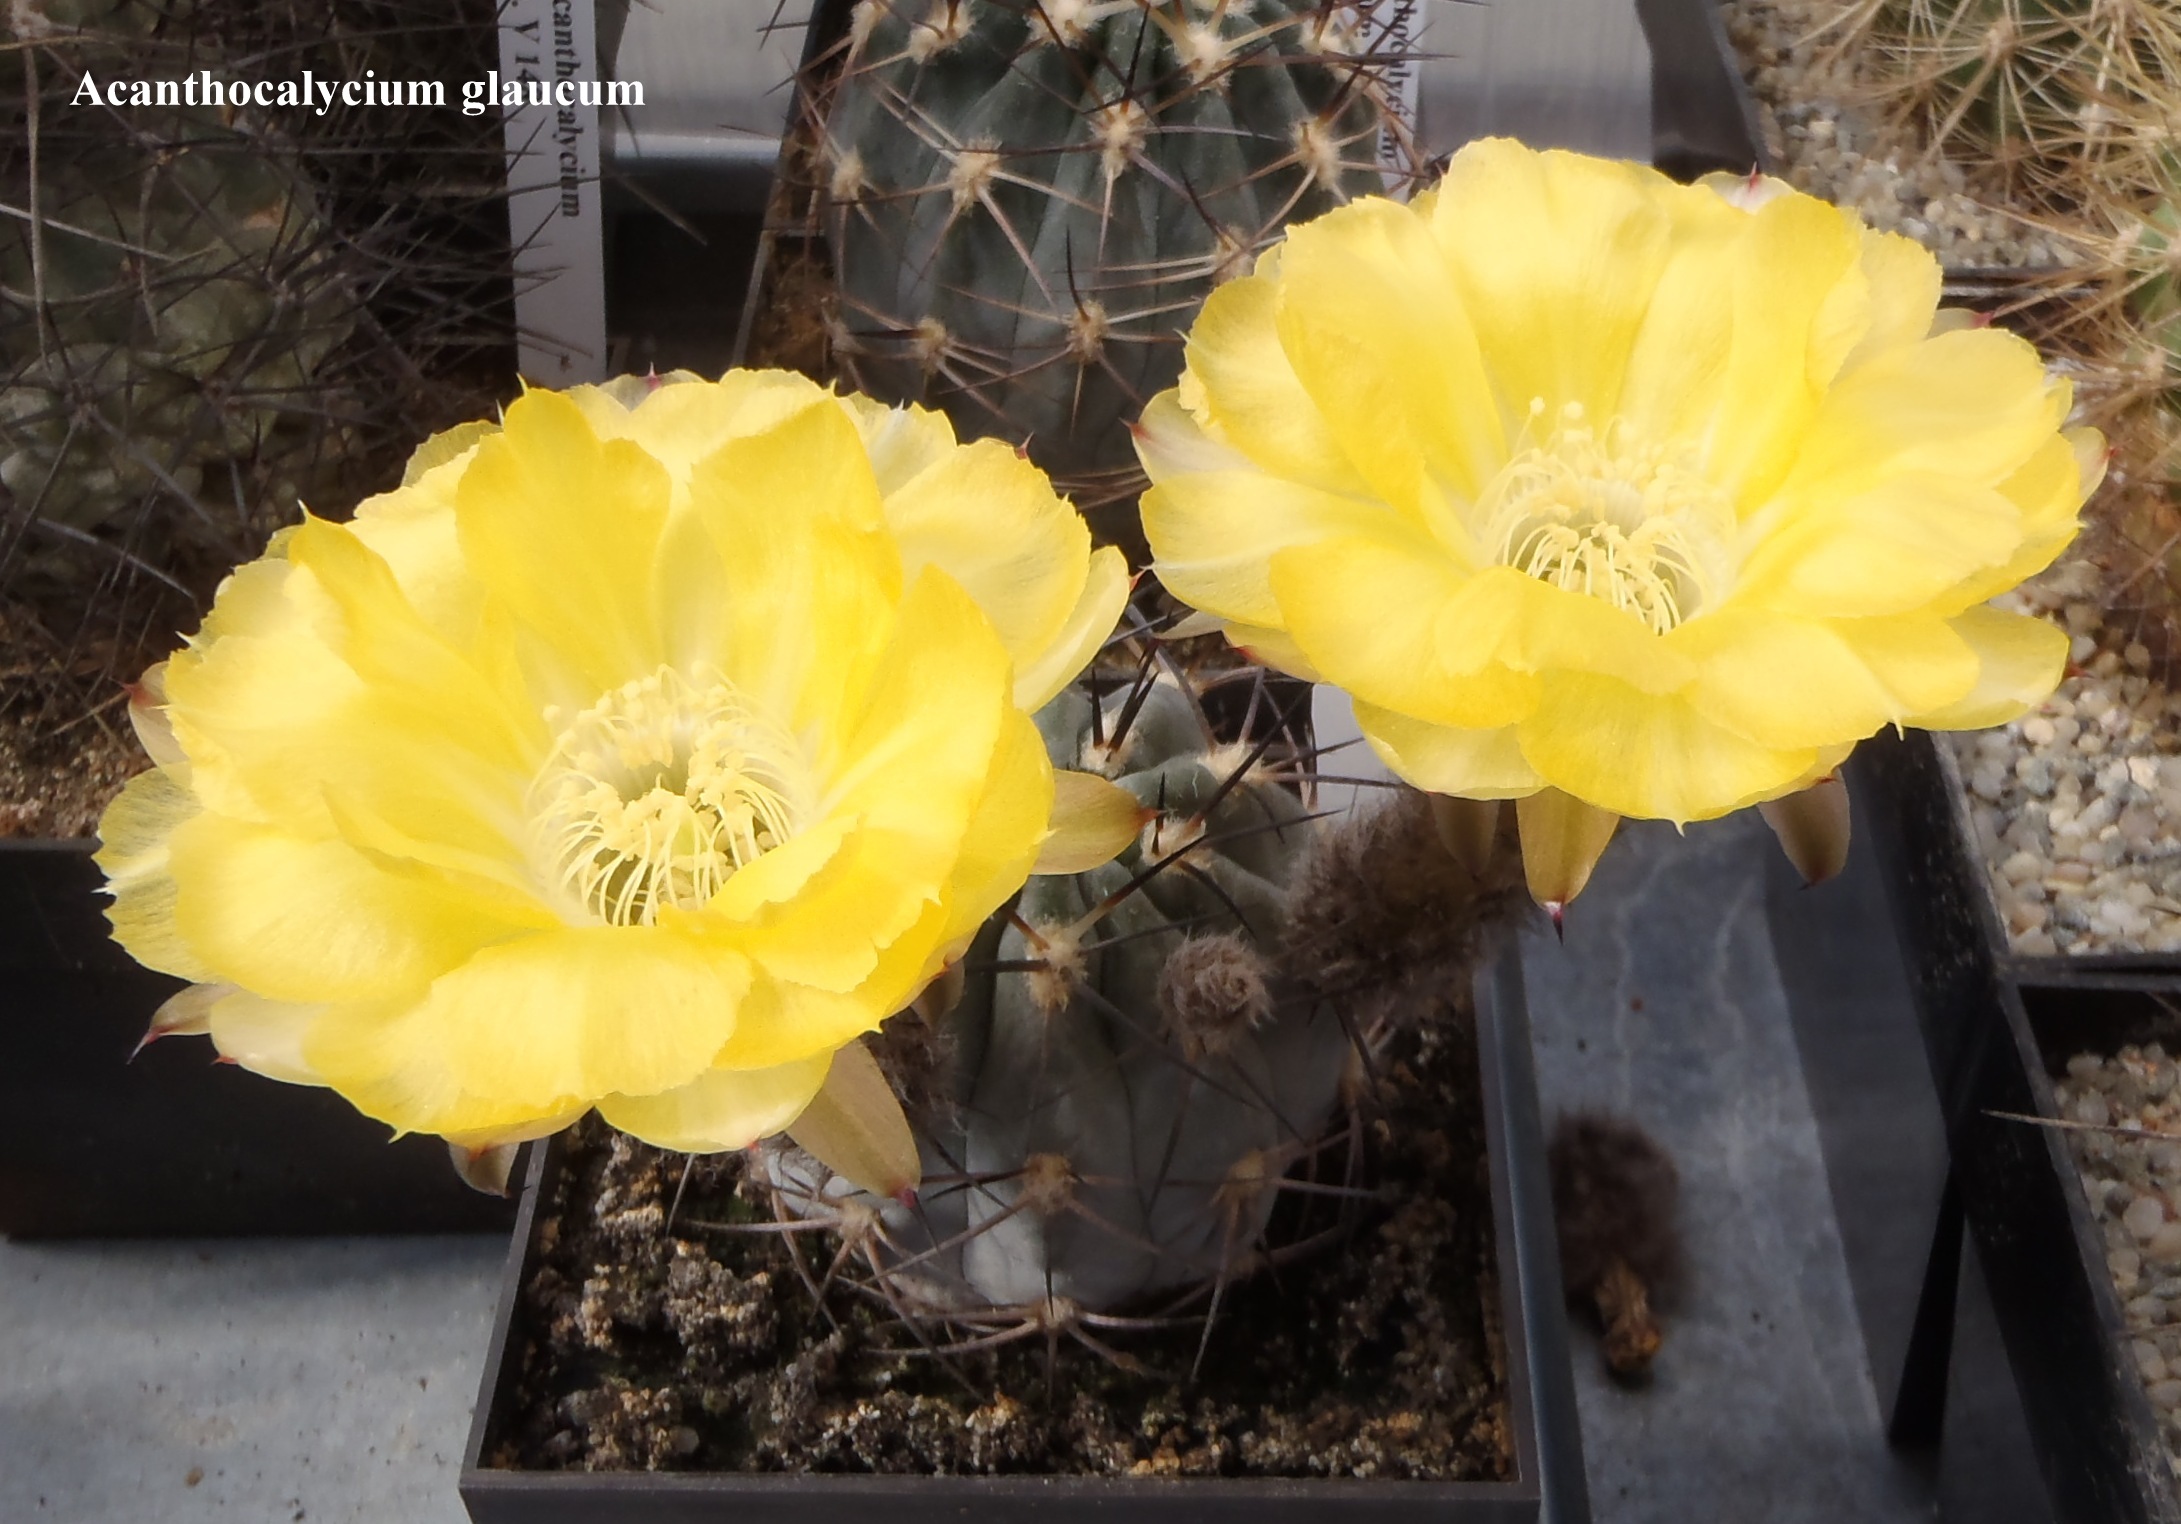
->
98;370;1131;1171
1137;137;2101;901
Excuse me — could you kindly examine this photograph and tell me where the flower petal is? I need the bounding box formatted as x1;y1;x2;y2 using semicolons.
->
1933;428;2099;612
1274;194;1507;516
1515;788;1621;910
95;767;214;983
882;436;1099;691
1439;567;1696;696
1142;470;1400;630
207;990;326;1086
404;926;752;1106
1353;703;1544;798
1430;138;1677;433
1012;545;1129;713
1908;606;2070;730
1181;271;1366;496
455;389;672;696
1735;474;2027;620
783;1038;920;1196
823;568;1012;846
686;405;902;737
709;967;892;1071
718;827;934;993
725;569;1015;992
600;1049;834;1154
1516;672;1818;822
1835;226;1942;378
1677;608;1976;749
937;708;1054;949
839;391;960;493
1776;326;2069;505
1702;191;1866;506
1035;767;1150;875
1270;539;1538;729
166;813;544;1005
302;996;587;1145
572;367;828;489
285;517;540;775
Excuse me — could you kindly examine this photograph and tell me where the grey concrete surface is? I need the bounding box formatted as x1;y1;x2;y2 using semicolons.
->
0;1236;504;1524
1525;813;1937;1523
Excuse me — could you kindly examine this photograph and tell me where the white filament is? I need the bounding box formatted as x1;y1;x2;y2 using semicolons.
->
530;667;809;926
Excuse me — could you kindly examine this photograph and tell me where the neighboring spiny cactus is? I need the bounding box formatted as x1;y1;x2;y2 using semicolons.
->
1853;0;2181;200
1832;1;2181;668
3;0;513;833
2;0;353;593
811;0;1411;548
766;655;1530;1363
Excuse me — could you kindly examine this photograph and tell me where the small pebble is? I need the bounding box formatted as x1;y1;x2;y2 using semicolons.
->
2126;1194;2168;1242
2001;850;2043;884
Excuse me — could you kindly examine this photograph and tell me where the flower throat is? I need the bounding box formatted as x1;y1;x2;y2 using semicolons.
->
1475;400;1733;634
530;668;809;926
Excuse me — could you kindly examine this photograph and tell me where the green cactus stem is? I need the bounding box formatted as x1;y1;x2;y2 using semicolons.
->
813;0;1411;550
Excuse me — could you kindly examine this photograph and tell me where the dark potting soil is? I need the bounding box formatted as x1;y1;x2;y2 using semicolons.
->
492;997;1511;1481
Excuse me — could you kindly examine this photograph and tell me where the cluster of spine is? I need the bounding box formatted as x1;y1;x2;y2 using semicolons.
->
3;0;513;721
806;0;1415;550
1851;0;2178;197
763;646;1529;1369
1833;0;2181;666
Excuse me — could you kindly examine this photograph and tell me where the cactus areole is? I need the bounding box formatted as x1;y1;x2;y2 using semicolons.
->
817;0;1401;543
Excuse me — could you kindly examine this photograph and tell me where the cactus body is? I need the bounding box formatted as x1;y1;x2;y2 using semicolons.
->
1;92;350;568
771;660;1533;1332
3;0;513;611
816;0;1401;540
774;670;1355;1315
1865;0;2180;196
1841;1;2181;666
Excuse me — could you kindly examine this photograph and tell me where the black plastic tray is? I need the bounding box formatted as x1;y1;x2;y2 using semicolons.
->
458;946;1588;1524
0;839;517;1237
1856;731;2181;1523
1633;0;1773;181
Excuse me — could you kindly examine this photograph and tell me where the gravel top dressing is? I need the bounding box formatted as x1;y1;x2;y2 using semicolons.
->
1721;0;2073;269
490;1001;1513;1481
1954;565;2181;957
2055;1045;2181;1480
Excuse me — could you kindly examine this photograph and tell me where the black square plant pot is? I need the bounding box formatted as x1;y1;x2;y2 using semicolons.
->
1847;731;2181;1524
456;946;1588;1523
0;839;517;1237
1632;0;1773;183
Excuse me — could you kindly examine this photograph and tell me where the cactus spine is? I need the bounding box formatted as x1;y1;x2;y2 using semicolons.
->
813;0;1410;547
1827;0;2181;667
4;0;514;834
767;656;1528;1358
